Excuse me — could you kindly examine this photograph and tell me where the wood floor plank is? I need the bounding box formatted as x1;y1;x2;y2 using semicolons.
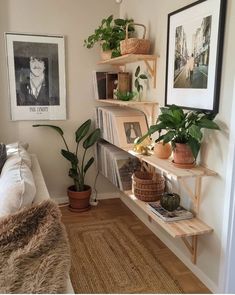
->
60;198;210;294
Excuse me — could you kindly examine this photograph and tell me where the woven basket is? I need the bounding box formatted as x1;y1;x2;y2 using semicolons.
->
120;23;151;55
132;171;165;202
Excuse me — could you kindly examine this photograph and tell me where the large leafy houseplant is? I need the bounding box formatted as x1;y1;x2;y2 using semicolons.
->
84;15;134;58
138;104;220;161
33;120;101;192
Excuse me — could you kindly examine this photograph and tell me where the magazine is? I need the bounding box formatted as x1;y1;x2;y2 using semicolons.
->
147;201;194;222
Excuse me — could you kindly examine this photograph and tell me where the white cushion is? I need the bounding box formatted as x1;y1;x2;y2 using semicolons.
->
0;159;36;218
6;142;31;168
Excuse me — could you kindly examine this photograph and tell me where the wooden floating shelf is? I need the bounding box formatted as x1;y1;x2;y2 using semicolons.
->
127;150;217;180
123;190;213;238
97;99;158;106
98;54;157;65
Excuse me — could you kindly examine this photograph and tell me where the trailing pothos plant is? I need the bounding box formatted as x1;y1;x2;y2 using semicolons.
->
84;15;134;58
33;120;101;192
138;104;220;159
134;66;148;100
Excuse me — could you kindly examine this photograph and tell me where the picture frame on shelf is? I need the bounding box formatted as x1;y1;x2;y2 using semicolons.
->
165;0;227;113
5;33;66;120
114;115;148;149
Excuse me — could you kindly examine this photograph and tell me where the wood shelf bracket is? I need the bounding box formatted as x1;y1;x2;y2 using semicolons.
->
181;235;198;264
144;58;157;88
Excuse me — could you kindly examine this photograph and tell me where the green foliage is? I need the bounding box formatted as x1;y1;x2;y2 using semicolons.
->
137;104;220;159
134;66;148;99
116;90;136;101
84;15;134;58
33;120;101;192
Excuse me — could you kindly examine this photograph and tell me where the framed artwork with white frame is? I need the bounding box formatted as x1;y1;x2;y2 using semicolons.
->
114;115;148;149
5;33;66;120
165;0;227;113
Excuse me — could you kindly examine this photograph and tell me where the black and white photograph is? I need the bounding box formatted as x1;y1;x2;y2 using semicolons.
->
165;0;227;112
5;33;66;120
124;122;142;144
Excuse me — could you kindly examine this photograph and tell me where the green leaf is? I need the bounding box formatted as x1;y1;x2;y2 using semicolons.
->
188;124;203;141
135;66;140;77
198;118;220;130
83;128;101;149
139;74;148;79
162;131;175;143
75;119;91;144
61;149;78;165
188;137;200;159
32;124;64;136
84;157;95;174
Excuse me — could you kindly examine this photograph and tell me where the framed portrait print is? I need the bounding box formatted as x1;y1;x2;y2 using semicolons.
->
5;33;66;120
165;0;227;113
114;115;148;149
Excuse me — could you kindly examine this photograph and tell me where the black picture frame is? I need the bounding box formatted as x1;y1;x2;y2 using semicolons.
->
165;0;227;113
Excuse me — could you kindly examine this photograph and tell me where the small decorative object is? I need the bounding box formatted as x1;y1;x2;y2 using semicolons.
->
33;120;101;212
138;104;220;167
133;136;151;155
5;33;66;121
160;192;180;212
120;23;150;55
132;171;165;202
154;142;172;159
134;66;148;101
116;90;136;101
84;15;134;59
165;0;227;113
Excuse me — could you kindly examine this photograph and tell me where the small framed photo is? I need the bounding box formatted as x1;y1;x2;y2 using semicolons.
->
5;33;66;120
114;116;148;149
165;0;227;113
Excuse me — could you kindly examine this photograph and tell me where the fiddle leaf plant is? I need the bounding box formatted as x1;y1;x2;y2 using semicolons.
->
137;104;220;159
33;119;101;192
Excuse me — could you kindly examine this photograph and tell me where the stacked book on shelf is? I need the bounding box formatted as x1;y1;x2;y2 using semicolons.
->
96;141;141;191
96;106;148;150
147;201;194;222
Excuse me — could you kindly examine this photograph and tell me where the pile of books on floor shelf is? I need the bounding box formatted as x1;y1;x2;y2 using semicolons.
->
147;201;194;222
96;141;141;191
95;106;148;150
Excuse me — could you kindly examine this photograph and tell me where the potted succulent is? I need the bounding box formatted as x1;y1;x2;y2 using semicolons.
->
138;104;220;167
33;120;101;212
84;15;134;59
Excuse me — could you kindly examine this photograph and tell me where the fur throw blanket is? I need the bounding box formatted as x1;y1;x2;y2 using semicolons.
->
0;200;71;294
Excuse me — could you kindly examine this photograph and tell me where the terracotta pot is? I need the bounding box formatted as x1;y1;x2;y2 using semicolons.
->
154;142;172;159
67;185;91;212
100;48;112;60
173;143;195;164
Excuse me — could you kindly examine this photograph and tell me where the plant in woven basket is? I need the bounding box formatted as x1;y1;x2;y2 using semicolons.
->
134;66;148;101
84;15;135;58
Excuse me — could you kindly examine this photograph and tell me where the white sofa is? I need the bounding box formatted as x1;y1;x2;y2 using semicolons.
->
31;154;74;294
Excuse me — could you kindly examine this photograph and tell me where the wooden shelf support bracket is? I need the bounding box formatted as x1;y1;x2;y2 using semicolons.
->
144;58;157;88
181;235;198;264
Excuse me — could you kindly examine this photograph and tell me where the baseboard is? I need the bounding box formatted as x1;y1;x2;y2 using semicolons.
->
120;193;218;293
52;192;121;205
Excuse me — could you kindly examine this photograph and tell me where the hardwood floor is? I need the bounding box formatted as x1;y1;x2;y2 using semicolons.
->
60;198;210;294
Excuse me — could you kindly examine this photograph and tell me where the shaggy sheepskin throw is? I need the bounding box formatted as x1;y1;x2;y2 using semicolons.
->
0;200;71;294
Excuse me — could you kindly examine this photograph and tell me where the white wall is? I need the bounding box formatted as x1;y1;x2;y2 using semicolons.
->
120;0;235;292
0;0;119;199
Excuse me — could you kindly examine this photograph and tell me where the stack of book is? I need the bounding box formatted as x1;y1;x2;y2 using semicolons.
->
147;201;194;222
96;106;148;149
96;141;141;191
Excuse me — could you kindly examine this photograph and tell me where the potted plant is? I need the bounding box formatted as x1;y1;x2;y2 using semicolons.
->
138;104;220;167
33;120;101;211
84;15;134;59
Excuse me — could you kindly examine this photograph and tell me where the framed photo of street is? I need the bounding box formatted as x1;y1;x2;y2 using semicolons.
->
5;33;66;120
165;0;227;113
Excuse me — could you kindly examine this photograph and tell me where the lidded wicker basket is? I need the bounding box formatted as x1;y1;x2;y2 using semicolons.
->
132;171;165;202
120;23;151;55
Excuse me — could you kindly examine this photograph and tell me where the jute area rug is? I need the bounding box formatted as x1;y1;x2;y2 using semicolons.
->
66;217;183;294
